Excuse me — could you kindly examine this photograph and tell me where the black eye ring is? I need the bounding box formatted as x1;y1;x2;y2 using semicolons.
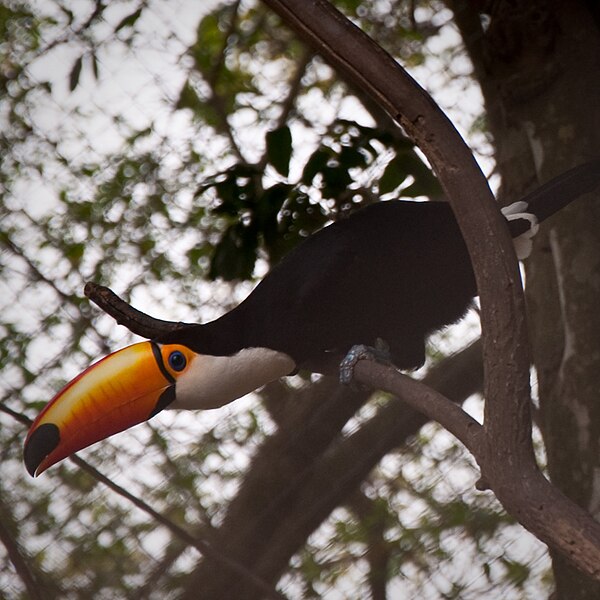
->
168;350;187;372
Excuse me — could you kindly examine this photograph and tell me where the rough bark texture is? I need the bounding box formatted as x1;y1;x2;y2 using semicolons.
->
452;1;600;597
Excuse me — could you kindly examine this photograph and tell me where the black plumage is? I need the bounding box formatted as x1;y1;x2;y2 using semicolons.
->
158;161;600;373
160;201;472;372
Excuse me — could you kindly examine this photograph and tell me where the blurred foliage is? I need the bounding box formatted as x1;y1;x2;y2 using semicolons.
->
203;119;441;279
0;1;549;599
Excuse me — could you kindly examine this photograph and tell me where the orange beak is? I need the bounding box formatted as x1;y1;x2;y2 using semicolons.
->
24;341;181;477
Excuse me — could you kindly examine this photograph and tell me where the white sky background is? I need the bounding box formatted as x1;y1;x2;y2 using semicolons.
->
1;1;550;597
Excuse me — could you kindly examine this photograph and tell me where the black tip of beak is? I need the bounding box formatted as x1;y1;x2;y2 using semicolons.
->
24;423;60;477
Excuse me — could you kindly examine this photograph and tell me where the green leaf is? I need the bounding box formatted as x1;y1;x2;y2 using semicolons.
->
266;126;293;177
401;157;442;197
191;11;224;74
91;51;99;80
501;558;530;587
379;152;441;198
379;156;409;194
69;55;83;92
209;223;258;281
339;145;367;169
321;164;352;198
334;0;363;12
114;8;142;32
302;148;330;184
125;126;153;145
66;242;85;266
175;81;221;127
175;80;201;111
210;164;259;217
258;183;291;256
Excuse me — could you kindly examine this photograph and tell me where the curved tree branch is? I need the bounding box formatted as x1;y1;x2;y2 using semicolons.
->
73;288;485;598
204;341;486;599
258;0;600;580
259;0;531;445
353;360;483;456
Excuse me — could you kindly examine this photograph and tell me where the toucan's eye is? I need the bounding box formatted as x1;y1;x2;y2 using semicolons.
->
168;350;187;372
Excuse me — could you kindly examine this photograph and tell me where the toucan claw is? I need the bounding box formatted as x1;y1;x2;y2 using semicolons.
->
339;339;392;386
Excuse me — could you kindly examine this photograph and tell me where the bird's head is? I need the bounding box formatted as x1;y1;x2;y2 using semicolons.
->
23;342;197;477
23;340;295;477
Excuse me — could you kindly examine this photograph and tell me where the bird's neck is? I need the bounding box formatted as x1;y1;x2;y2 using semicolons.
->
155;303;297;410
171;346;296;410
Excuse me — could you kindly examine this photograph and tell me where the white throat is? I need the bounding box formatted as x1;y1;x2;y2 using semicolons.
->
171;347;296;410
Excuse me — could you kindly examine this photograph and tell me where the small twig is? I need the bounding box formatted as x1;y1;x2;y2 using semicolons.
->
207;0;242;89
71;457;288;600
257;47;313;174
3;233;74;304
0;499;51;600
274;47;313;131
83;282;193;338
0;401;31;427
33;0;107;58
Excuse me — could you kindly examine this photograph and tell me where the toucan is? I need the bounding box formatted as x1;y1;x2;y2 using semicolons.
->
24;161;600;477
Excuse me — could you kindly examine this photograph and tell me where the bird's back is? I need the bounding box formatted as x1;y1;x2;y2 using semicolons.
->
238;200;476;371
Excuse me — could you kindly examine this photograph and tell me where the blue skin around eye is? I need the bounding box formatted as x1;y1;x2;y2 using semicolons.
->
168;351;187;371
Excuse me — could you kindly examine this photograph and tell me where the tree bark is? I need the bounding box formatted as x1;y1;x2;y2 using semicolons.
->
451;1;600;596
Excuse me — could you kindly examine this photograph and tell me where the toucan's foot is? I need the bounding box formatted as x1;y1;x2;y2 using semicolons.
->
339;339;392;386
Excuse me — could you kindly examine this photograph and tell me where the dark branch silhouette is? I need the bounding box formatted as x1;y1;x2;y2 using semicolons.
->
84;282;192;339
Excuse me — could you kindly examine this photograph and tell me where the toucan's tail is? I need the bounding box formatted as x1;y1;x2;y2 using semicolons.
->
500;160;600;259
505;160;600;237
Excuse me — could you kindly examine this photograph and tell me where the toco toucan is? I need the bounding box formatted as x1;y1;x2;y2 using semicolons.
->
24;161;600;476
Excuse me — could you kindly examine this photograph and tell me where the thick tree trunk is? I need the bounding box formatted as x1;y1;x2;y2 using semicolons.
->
452;1;600;597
